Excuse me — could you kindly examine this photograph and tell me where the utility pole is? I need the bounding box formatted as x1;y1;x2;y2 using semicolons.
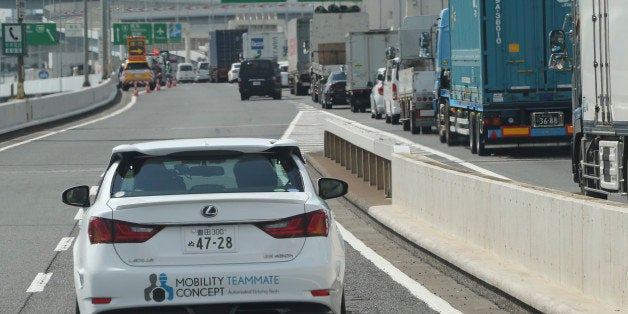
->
82;0;90;87
101;0;109;80
16;0;25;99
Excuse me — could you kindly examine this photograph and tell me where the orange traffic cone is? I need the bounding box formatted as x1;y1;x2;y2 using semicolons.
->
166;78;171;88
172;77;177;87
156;80;161;91
145;82;151;94
133;82;139;97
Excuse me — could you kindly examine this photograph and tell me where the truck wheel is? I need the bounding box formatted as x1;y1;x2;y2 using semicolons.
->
421;126;431;134
350;101;358;113
273;91;282;100
470;114;478;154
410;116;419;134
403;119;410;131
445;106;457;146
476;115;488;156
122;84;129;91
385;115;391;123
392;115;400;125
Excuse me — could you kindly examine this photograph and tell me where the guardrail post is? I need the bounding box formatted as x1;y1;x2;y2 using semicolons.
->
356;147;364;178
384;159;391;197
376;156;385;190
369;152;377;186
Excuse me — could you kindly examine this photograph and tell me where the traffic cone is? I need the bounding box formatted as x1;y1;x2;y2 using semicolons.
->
145;82;151;94
172;77;177;87
133;82;139;97
156;80;161;91
166;78;171;88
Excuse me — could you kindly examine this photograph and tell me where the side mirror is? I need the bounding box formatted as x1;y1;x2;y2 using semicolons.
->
548;29;570;71
318;178;348;200
62;185;91;207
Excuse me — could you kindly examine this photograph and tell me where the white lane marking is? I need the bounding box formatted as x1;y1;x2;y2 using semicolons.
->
281;111;303;140
26;273;53;293
74;209;83;221
0;96;137;153
54;237;74;251
318;110;510;180
337;223;463;314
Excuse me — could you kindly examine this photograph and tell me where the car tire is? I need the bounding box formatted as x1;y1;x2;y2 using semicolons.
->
392;115;400;125
121;84;129;91
403;119;410;131
376;112;382;119
340;290;346;314
273;92;282;100
240;93;247;101
385;114;391;123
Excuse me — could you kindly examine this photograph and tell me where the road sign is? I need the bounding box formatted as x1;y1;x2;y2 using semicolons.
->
127;36;147;62
38;69;50;79
153;23;168;44
2;23;26;55
26;23;57;46
113;23;153;45
64;22;82;37
169;23;182;43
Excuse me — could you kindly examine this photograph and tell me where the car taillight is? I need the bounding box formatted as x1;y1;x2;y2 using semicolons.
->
88;217;163;244
377;85;384;95
330;82;343;90
392;83;398;100
256;210;329;238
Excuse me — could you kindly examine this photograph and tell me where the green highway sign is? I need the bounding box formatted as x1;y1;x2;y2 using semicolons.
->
113;23;153;45
26;23;57;46
153;23;168;44
2;23;26;55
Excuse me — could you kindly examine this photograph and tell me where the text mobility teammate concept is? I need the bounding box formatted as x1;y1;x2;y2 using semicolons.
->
2;23;26;55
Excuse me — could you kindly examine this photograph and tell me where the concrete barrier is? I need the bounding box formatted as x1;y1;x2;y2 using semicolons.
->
323;116;627;312
0;78;117;135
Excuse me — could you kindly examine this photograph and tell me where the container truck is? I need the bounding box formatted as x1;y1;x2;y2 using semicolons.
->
559;1;628;199
287;18;311;96
344;30;397;113
309;10;369;105
242;31;286;61
435;0;573;156
208;29;246;83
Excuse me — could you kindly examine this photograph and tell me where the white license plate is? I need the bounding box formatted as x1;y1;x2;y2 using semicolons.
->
184;225;237;253
532;111;564;128
253;81;261;86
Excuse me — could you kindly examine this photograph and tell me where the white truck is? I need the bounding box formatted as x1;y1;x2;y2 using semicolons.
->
399;64;435;134
557;1;628;199
383;15;438;125
345;30;397;113
242;31;286;61
309;10;369;102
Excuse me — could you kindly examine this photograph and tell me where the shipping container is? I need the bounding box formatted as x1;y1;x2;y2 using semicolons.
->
208;29;246;82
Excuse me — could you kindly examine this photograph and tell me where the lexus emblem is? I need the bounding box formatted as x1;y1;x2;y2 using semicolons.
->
201;205;218;218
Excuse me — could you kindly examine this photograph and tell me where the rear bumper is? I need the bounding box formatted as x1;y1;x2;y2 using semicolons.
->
75;241;344;314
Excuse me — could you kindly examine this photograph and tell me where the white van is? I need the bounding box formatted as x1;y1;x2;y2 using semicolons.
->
175;63;195;83
383;58;401;124
195;62;211;82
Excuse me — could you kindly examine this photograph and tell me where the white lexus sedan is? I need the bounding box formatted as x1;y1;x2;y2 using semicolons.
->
63;138;348;314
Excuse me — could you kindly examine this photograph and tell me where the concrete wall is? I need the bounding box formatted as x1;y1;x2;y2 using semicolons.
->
392;153;627;310
0;77;117;135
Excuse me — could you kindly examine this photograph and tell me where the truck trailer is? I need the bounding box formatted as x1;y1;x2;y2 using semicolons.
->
242;31;286;61
345;30;397;113
287;18;311;96
208;29;246;83
563;0;628;199
436;0;573;156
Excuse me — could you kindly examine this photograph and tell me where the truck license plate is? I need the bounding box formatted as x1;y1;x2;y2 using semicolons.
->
184;225;237;253
532;112;564;128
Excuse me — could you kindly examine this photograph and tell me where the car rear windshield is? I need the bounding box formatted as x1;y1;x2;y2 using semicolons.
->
179;65;193;71
199;63;209;70
126;62;149;70
111;152;304;197
240;61;274;78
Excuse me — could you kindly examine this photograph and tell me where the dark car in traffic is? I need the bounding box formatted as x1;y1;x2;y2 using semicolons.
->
238;59;282;100
322;71;347;109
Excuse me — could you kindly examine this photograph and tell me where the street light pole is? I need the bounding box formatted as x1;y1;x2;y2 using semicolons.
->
82;0;90;87
101;0;109;80
16;0;26;99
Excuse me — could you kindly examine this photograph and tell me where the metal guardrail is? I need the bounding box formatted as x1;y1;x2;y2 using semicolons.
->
324;130;392;197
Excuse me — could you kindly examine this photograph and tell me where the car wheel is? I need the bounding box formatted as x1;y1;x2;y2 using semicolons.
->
376;112;382;119
421;126;431;134
385;114;391;123
392;115;400;125
403;119;410;131
273;92;281;100
340;290;346;314
121;84;129;91
240;93;247;101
